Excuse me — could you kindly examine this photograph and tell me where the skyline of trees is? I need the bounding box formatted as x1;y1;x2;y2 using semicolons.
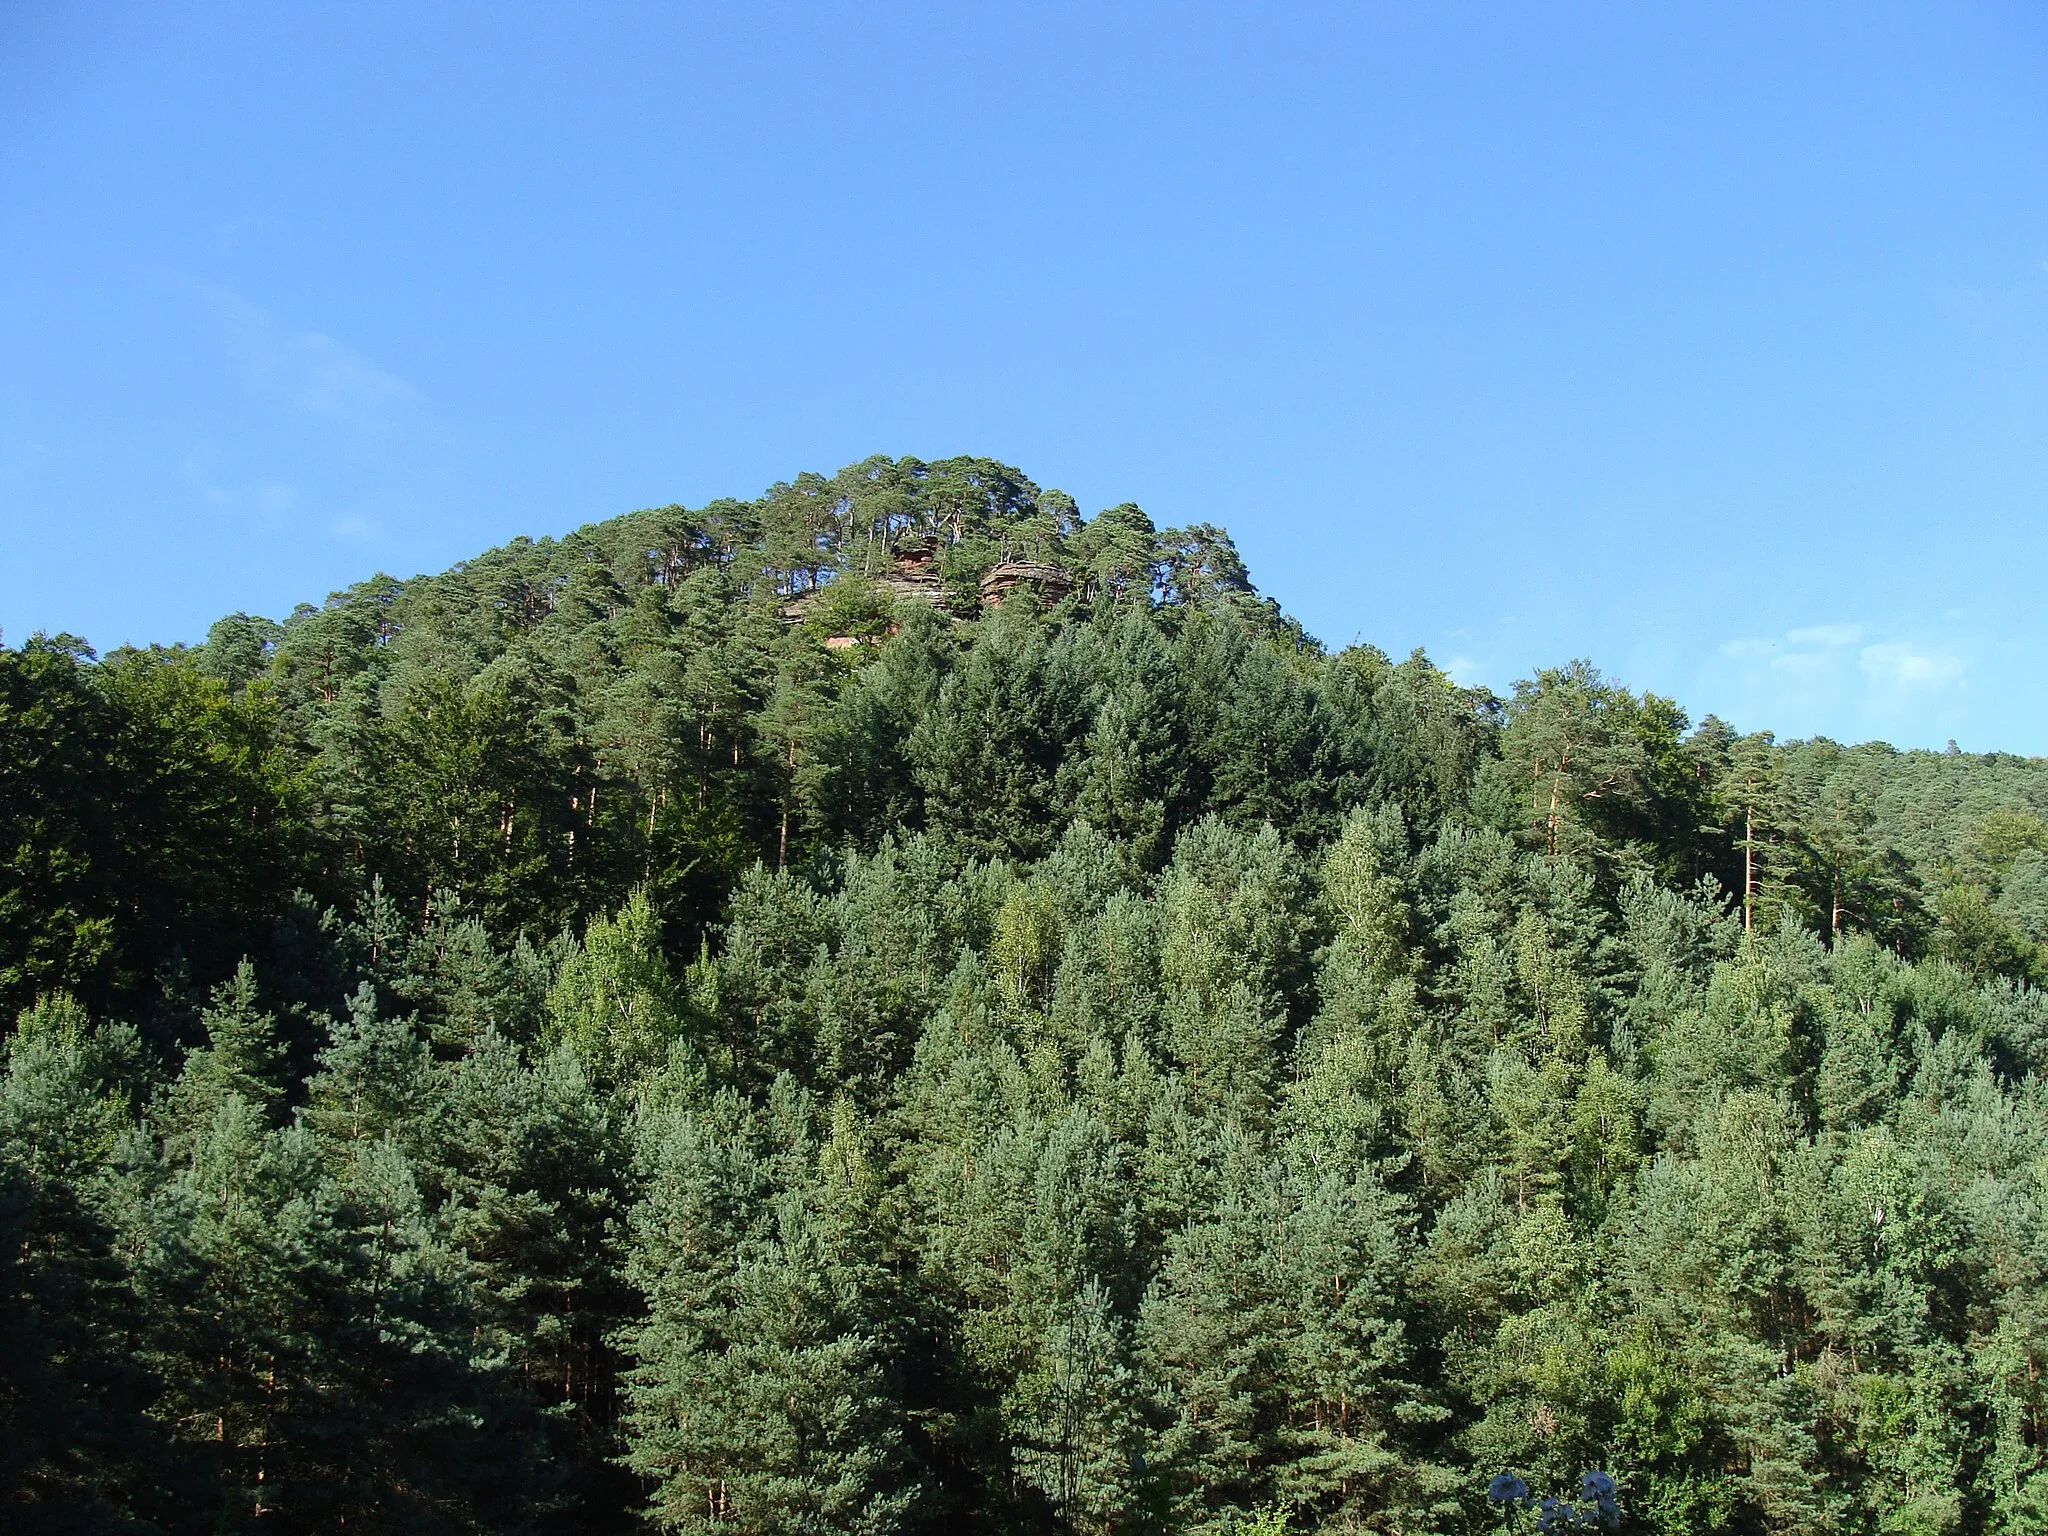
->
7;454;2048;1533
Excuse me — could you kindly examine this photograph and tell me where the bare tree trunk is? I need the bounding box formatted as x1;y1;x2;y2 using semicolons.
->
777;738;796;871
1543;736;1573;858
1744;805;1754;932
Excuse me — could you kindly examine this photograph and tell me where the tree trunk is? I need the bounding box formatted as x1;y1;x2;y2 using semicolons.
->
1744;805;1754;932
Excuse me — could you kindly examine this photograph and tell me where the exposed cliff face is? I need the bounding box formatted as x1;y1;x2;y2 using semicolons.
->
980;560;1074;607
870;542;950;611
786;543;1077;632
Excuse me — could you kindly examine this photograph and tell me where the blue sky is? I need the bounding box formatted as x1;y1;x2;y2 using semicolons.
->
3;3;2045;751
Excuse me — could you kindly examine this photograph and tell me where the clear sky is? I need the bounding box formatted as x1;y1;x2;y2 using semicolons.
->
3;3;2045;751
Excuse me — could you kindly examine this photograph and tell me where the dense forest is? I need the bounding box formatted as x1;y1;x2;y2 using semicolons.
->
10;454;2048;1535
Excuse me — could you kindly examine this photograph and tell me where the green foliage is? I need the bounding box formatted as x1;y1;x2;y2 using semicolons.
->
0;641;315;1022
12;456;2048;1532
621;1084;920;1534
546;887;692;1081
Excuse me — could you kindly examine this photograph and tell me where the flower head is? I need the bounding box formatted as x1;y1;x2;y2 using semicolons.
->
1488;1473;1531;1505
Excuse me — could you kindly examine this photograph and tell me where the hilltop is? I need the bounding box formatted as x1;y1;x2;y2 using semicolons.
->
7;455;2048;1533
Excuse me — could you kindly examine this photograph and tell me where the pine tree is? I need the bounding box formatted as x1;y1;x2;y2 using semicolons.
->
544;888;690;1083
435;1033;640;1529
1137;1140;1287;1532
0;996;173;1531
304;982;438;1155
1267;1161;1447;1528
165;958;289;1151
22;456;2048;1534
1008;1279;1156;1534
621;1085;920;1534
906;604;1095;862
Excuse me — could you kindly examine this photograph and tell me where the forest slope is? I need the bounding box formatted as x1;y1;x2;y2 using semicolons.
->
7;454;2048;1534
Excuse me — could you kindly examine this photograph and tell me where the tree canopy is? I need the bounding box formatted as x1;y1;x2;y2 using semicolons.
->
7;454;2048;1534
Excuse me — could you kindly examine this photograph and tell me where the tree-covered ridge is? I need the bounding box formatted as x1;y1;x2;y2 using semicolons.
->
7;453;2048;1534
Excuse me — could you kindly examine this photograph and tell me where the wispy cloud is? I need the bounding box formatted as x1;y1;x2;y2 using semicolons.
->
181;279;420;433
151;279;449;559
1719;623;1869;679
179;443;300;522
1787;623;1864;648
1860;640;1966;691
1707;618;1975;744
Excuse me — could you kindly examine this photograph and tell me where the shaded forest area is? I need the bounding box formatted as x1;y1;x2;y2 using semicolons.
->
9;454;2048;1534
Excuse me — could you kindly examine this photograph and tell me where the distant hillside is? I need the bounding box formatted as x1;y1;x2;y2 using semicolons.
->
7;455;2048;1533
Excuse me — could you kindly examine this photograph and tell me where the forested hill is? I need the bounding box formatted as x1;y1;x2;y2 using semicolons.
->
8;453;2048;1534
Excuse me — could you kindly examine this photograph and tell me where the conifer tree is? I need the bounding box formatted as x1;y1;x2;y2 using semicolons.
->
17;456;2048;1533
165;958;288;1148
545;888;690;1083
621;1086;920;1534
0;996;171;1531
